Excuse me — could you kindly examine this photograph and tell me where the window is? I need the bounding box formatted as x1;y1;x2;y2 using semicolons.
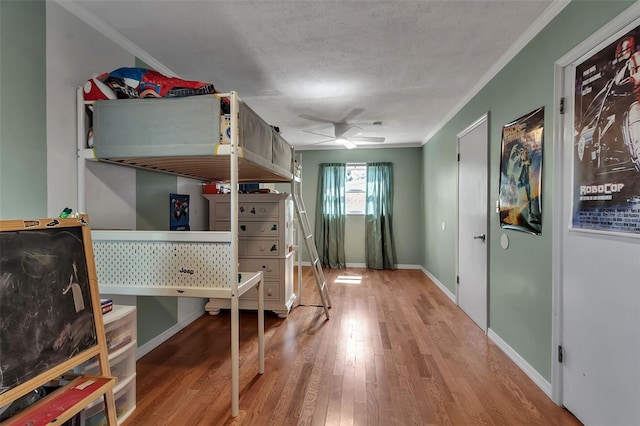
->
345;163;366;214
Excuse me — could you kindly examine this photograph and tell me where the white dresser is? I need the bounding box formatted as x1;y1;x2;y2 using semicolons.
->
204;193;296;318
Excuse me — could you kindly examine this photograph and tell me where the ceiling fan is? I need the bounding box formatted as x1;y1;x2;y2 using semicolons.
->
300;108;385;149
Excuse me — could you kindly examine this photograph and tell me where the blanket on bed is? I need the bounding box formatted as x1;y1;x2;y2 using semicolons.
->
83;67;230;113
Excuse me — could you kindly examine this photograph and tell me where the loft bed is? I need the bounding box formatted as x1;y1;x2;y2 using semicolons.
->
86;93;294;183
76;90;293;417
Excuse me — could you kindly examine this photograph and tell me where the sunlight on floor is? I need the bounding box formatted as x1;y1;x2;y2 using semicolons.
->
334;275;362;285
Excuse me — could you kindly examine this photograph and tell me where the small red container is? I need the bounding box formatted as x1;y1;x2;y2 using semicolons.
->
203;183;219;194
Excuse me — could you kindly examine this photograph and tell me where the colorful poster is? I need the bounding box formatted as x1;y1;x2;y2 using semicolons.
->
170;193;190;231
498;107;544;235
573;26;640;235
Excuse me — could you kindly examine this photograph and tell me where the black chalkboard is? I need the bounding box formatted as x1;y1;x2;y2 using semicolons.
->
0;219;98;398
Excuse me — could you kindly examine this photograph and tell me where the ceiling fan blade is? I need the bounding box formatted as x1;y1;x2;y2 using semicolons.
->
299;113;336;124
301;108;365;125
340;108;364;123
309;138;335;146
335;123;362;139
347;136;385;143
302;128;334;138
301;108;381;148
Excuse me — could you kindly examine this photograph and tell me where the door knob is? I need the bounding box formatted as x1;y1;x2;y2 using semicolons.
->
473;233;486;242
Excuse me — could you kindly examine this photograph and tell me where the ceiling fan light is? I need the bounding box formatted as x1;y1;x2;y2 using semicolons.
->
343;140;357;149
335;137;347;144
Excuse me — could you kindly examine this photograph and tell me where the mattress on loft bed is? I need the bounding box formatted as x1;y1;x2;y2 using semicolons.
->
92;95;293;179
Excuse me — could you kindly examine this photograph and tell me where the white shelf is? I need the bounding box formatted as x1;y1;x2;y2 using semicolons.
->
86;373;135;410
80;305;137;425
117;405;137;425
108;339;136;362
103;304;136;324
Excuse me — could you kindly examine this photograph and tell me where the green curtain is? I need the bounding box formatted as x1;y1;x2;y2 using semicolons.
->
315;163;346;268
365;163;397;270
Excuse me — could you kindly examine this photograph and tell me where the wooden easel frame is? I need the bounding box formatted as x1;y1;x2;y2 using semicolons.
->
0;216;117;425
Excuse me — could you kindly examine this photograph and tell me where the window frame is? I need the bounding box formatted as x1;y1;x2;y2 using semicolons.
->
345;162;367;215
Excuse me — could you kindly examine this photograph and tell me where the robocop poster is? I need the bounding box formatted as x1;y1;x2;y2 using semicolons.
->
498;107;544;235
573;24;640;236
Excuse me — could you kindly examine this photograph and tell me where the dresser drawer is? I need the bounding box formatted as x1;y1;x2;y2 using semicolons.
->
213;220;280;237
240;202;279;219
241;221;280;236
241;280;280;301
239;258;280;279
214;202;279;219
241;239;280;256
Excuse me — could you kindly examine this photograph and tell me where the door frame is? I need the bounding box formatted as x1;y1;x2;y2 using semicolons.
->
456;112;489;332
551;2;640;405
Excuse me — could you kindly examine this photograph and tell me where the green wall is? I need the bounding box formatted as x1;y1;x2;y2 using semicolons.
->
0;1;47;219
422;0;634;381
135;165;179;345
293;147;423;266
422;130;458;289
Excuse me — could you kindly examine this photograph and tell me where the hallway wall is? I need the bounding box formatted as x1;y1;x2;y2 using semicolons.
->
421;0;634;385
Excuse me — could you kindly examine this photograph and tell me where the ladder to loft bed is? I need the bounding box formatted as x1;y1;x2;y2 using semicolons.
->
292;177;332;320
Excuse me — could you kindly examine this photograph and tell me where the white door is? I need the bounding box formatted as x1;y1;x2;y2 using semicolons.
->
457;114;489;330
558;12;640;424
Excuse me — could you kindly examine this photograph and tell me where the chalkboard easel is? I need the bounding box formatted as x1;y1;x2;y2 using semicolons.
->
0;216;117;425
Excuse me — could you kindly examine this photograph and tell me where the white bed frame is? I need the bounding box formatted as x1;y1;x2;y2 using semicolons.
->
77;91;266;417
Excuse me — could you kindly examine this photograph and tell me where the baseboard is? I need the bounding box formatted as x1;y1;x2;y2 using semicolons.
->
395;264;422;270
487;328;552;398
135;309;205;359
299;261;423;270
420;267;456;302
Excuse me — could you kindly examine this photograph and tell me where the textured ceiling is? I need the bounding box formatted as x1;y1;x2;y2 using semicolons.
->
65;0;558;150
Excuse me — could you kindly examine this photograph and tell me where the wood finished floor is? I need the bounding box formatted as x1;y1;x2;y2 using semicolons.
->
122;268;581;426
